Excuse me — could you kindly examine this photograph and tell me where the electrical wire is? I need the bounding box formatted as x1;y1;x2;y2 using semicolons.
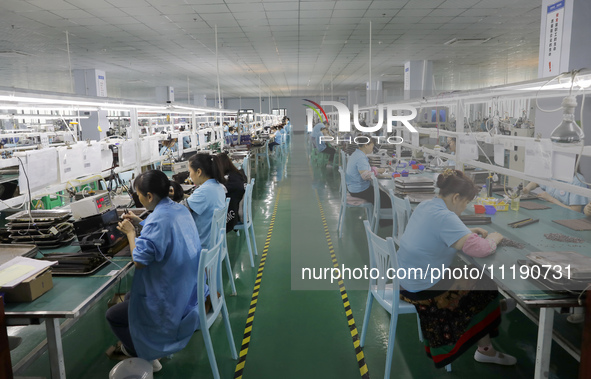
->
535;72;569;113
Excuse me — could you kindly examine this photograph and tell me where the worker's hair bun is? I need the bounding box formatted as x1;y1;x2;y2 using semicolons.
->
436;169;478;200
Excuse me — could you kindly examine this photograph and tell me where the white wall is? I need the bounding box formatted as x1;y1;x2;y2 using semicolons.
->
219;96;332;133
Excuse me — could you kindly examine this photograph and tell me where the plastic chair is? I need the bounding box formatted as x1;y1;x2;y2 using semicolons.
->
255;140;270;167
359;220;451;378
337;166;373;238
391;194;412;245
211;198;237;295
340;149;348;172
197;230;239;379
370;174;393;233
240;155;251;184
233;178;257;267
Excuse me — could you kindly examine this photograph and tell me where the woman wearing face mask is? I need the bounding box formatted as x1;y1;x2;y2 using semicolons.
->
397;169;516;369
107;170;202;373
186;153;226;249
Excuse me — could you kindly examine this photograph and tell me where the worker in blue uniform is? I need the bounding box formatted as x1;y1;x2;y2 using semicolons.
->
107;170;203;372
186;153;226;249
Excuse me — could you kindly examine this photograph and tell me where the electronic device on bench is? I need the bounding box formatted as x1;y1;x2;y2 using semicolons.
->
73;208;127;255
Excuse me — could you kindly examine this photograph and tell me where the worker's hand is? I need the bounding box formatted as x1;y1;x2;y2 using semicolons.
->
122;212;142;226
470;228;488;238
584;202;591;217
487;232;504;245
537;191;554;203
117;219;136;237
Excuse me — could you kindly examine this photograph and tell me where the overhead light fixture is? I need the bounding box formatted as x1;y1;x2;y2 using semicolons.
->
550;96;583;143
444;38;491;46
0;50;32;57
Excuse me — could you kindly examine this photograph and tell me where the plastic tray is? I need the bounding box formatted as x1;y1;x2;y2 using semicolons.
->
0;244;39;265
6;210;71;223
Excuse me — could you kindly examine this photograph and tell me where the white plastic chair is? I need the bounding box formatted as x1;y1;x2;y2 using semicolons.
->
255;140;270;167
340;149;348;172
197;230;238;379
211;198;237;295
241;155;251;184
360;220;451;376
391;194;412;245
337;166;373;238
233;178;257;267
370;174;393;233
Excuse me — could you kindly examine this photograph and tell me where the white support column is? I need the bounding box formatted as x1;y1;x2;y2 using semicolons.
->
130;108;141;176
455;100;464;169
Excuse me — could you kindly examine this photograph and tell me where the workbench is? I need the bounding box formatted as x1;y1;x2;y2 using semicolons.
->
377;173;591;379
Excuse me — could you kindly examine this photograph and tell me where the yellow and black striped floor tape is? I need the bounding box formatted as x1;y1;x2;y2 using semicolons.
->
234;188;281;379
315;191;370;379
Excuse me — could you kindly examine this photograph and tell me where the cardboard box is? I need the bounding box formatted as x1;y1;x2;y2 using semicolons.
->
2;269;53;302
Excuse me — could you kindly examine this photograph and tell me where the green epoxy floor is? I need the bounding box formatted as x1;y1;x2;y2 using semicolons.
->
11;133;581;378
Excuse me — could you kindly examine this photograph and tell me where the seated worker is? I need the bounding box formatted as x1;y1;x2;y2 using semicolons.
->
107;170;203;372
523;173;589;212
345;139;390;208
217;152;247;230
225;127;236;137
397;169;515;368
268;126;282;151
185;153;226;249
169;180;185;202
446;137;456;166
312;121;336;167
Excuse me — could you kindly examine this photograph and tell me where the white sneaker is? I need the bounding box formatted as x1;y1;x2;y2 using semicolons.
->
151;359;162;372
119;344;132;358
567;313;585;323
500;298;516;314
474;350;517;366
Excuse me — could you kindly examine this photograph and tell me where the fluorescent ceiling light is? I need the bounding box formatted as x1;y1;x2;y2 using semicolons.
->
444;38;491;46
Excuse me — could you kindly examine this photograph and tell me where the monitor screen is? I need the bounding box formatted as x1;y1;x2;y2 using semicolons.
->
439;109;446;122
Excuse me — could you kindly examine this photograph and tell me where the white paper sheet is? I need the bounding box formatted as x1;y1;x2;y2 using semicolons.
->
552;151;576;182
524;140;552;178
19;149;59;192
0;257;57;288
458;134;479;160
494;144;505;166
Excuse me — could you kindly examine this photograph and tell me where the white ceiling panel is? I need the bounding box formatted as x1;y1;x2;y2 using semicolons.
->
0;0;546;98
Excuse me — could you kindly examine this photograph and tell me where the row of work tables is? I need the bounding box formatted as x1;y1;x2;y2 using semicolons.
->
377;171;591;379
4;152;255;379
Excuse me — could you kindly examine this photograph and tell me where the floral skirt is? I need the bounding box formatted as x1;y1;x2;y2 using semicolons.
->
400;276;501;368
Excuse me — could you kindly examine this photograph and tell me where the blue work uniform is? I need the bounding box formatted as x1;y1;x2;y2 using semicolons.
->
540;175;589;209
182;137;191;149
397;198;471;292
187;179;226;249
129;197;202;360
312;123;326;152
346;149;371;193
274;130;283;144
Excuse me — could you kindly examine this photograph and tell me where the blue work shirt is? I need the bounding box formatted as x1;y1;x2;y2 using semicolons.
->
274;130;283;144
312;123;326;152
187;179;226;249
540;175;589;209
182;137;191;149
129;197;202;360
346;149;371;193
397;198;471;292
